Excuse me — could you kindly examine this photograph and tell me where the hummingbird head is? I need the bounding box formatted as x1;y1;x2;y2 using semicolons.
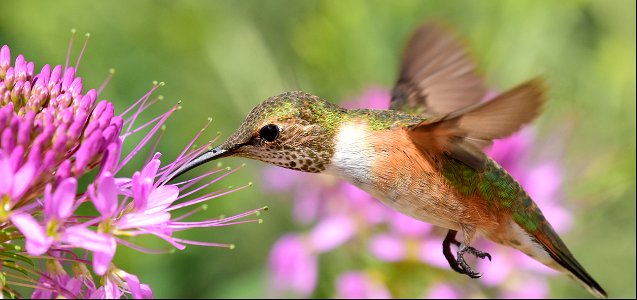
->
169;91;346;180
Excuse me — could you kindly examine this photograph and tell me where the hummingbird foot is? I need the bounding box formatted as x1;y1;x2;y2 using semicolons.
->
455;243;491;278
464;245;492;261
442;230;465;274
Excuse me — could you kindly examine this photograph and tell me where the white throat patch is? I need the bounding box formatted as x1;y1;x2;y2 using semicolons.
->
324;122;374;185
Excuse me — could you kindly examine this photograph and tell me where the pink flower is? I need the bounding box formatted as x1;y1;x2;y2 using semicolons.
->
425;283;462;299
269;234;318;298
0;149;37;203
309;215;356;253
117;270;154;299
369;234;406;262
336;272;391;299
1;40;266;298
9;178;78;255
10;213;51;255
419;238;456;269
0;45;120;213
388;211;433;237
342;87;389;110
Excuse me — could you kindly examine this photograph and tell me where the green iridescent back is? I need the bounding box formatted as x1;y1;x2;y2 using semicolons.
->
441;156;549;234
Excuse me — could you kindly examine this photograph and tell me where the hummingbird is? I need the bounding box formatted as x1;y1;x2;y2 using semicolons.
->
169;22;607;298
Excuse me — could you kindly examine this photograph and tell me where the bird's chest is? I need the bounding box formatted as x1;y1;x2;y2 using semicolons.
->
324;123;377;188
324;124;458;229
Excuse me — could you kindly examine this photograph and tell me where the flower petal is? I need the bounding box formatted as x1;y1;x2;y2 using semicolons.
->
0;152;12;194
0;45;10;70
10;213;51;255
477;250;513;286
308;215;355;253
525;162;562;204
93;174;118;217
100;140;122;175
369;234;405;262
145;185;179;214
132;172;152;211
262;167;299;191
121;270;153;299
117;212;170;230
103;277;121;299
11;161;35;199
419;238;451;268
61;226;114;253
51;178;77;219
425;283;462;299
268;234;317;297
336;272;391;299
388;211;432;237
141;158;160;180
93;248;115;276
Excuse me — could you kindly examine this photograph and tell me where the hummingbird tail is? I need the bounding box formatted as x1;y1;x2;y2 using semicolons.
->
523;224;608;298
541;241;608;298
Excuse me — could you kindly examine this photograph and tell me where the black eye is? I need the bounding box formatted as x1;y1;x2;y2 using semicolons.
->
259;124;280;142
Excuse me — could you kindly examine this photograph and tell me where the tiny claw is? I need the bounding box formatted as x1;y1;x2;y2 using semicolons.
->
456;255;482;278
466;246;492;261
442;232;492;278
455;243;491;279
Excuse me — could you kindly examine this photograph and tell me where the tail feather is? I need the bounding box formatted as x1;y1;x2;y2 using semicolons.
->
529;225;608;298
538;238;608;298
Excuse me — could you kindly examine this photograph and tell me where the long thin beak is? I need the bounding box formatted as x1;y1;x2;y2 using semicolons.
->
167;145;231;182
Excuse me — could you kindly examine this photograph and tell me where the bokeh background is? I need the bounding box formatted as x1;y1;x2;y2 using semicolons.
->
0;0;634;298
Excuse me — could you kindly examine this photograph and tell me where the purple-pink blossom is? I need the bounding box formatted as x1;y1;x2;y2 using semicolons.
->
269;234;318;297
425;283;462;299
1;40;265;299
336;272;391;299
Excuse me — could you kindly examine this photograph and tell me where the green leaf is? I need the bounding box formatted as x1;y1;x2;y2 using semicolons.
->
2;285;20;299
0;251;35;267
1;262;30;277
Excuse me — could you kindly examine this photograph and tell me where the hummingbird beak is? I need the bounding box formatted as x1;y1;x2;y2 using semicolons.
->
166;144;233;182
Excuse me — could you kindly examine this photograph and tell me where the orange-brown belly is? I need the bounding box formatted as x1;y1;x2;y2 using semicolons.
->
367;132;465;230
325;123;496;232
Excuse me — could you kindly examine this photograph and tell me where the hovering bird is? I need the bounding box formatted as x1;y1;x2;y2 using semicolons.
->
169;22;606;298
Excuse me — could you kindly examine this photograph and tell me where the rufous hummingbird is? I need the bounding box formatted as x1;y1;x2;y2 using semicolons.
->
169;22;606;298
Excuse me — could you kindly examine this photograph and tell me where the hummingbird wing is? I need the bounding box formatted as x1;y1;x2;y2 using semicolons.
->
390;22;487;115
407;78;547;169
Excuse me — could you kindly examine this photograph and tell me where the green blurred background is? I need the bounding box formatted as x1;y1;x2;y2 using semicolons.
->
0;0;634;298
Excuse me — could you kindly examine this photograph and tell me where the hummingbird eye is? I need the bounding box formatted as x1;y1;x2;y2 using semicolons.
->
259;124;280;142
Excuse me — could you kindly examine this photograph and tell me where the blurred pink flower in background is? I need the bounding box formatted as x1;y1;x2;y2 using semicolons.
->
269;234;318;297
336;272;391;299
425;283;462;299
264;86;569;298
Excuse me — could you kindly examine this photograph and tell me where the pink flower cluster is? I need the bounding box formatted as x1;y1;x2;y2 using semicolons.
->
265;88;569;298
0;43;264;298
0;45;121;216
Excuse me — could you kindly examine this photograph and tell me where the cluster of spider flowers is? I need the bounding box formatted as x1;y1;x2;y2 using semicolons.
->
265;88;571;299
0;40;264;298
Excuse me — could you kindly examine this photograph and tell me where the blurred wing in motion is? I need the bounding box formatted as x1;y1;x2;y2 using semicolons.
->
407;78;548;169
391;22;487;115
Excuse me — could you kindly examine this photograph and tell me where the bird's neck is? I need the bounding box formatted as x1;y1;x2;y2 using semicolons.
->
323;120;380;185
